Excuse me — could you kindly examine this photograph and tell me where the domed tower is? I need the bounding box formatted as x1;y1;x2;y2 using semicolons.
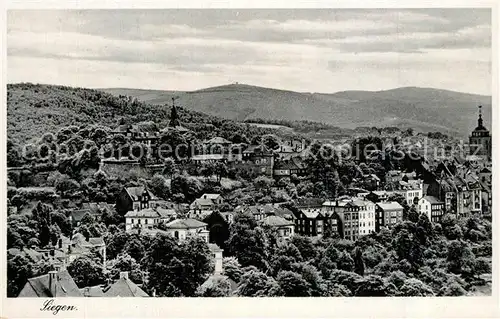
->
469;105;491;161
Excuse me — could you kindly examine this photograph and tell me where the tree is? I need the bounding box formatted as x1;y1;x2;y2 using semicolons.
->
7;254;34;297
318;244;341;278
353;247;365;276
106;231;131;260
67;256;104;288
337;250;355;272
106;253;143;284
447;240;476;277
142;234;213;297
163;158;177;177
55;176;80;197
291;235;317;260
440;282;467;296
225;211;269;270
236;269;283;297
398;278;434;296
50;211;72;237
276;270;311;296
123;236;146;262
195;275;232;297
149;174;170;200
222;257;243;283
325;269;363;295
31;201;52;247
261;134;280;150
354;275;396;296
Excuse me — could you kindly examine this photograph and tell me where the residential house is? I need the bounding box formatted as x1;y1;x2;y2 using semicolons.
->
427;167;482;217
230;144;274;177
323;199;360;241
103;272;149;297
365;190;391;203
190;194;223;212
59;233;106;266
418;196;445;223
200;193;224;205
292;208;336;238
353;198;376;236
394;179;423;206
18;270;83;297
190;154;227;165
124;207;177;231
273;158;307;179
69;202;114;226
375;202;404;231
386;170;402;183
260;215;295;239
162;218;210;242
115;186;159;214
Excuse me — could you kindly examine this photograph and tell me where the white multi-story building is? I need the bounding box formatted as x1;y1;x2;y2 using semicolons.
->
395;180;423;206
353;198;376;236
124;207;176;231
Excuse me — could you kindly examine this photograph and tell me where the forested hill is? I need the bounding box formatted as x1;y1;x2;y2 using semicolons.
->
7;83;274;145
103;84;492;137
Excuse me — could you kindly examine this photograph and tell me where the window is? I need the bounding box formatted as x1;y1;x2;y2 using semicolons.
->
174;231;179;239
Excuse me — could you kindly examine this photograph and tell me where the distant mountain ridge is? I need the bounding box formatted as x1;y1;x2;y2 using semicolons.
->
102;84;491;137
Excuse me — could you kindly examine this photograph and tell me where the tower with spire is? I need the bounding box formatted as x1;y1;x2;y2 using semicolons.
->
469;105;491;161
168;97;180;128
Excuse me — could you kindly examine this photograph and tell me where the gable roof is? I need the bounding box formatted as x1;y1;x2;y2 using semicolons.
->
124;207;176;218
204;136;231;145
200;274;238;295
165;218;207;229
69;209;95;223
103;278;149;297
376;202;404;211
301;208;323;219
420;196;443;205
201;193;222;200
191;154;225;161
191;198;215;207
124;186;158;202
18;270;83;297
261;215;294;227
80;285;105;297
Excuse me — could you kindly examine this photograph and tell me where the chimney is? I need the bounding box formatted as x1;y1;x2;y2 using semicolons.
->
48;270;57;297
119;271;129;280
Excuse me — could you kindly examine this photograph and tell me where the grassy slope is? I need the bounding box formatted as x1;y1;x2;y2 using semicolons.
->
103;84;492;137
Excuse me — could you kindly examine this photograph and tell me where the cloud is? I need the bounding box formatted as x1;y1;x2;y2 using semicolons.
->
6;9;493;95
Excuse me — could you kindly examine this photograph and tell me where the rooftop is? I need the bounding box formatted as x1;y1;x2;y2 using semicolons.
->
165;218;207;229
376;202;404;211
421;196;444;205
125;186;158;202
18;270;82;297
261;215;294;227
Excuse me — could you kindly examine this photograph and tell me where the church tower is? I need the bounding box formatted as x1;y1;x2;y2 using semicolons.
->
168;97;180;128
469;105;491;161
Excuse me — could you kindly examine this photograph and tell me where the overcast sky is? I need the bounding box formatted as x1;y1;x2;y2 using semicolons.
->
7;9;492;95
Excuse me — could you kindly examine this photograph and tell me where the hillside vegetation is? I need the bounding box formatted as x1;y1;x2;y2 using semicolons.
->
7;83;274;145
103;84;492;137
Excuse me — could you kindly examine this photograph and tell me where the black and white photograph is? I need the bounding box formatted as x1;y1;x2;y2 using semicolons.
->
3;5;496;313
